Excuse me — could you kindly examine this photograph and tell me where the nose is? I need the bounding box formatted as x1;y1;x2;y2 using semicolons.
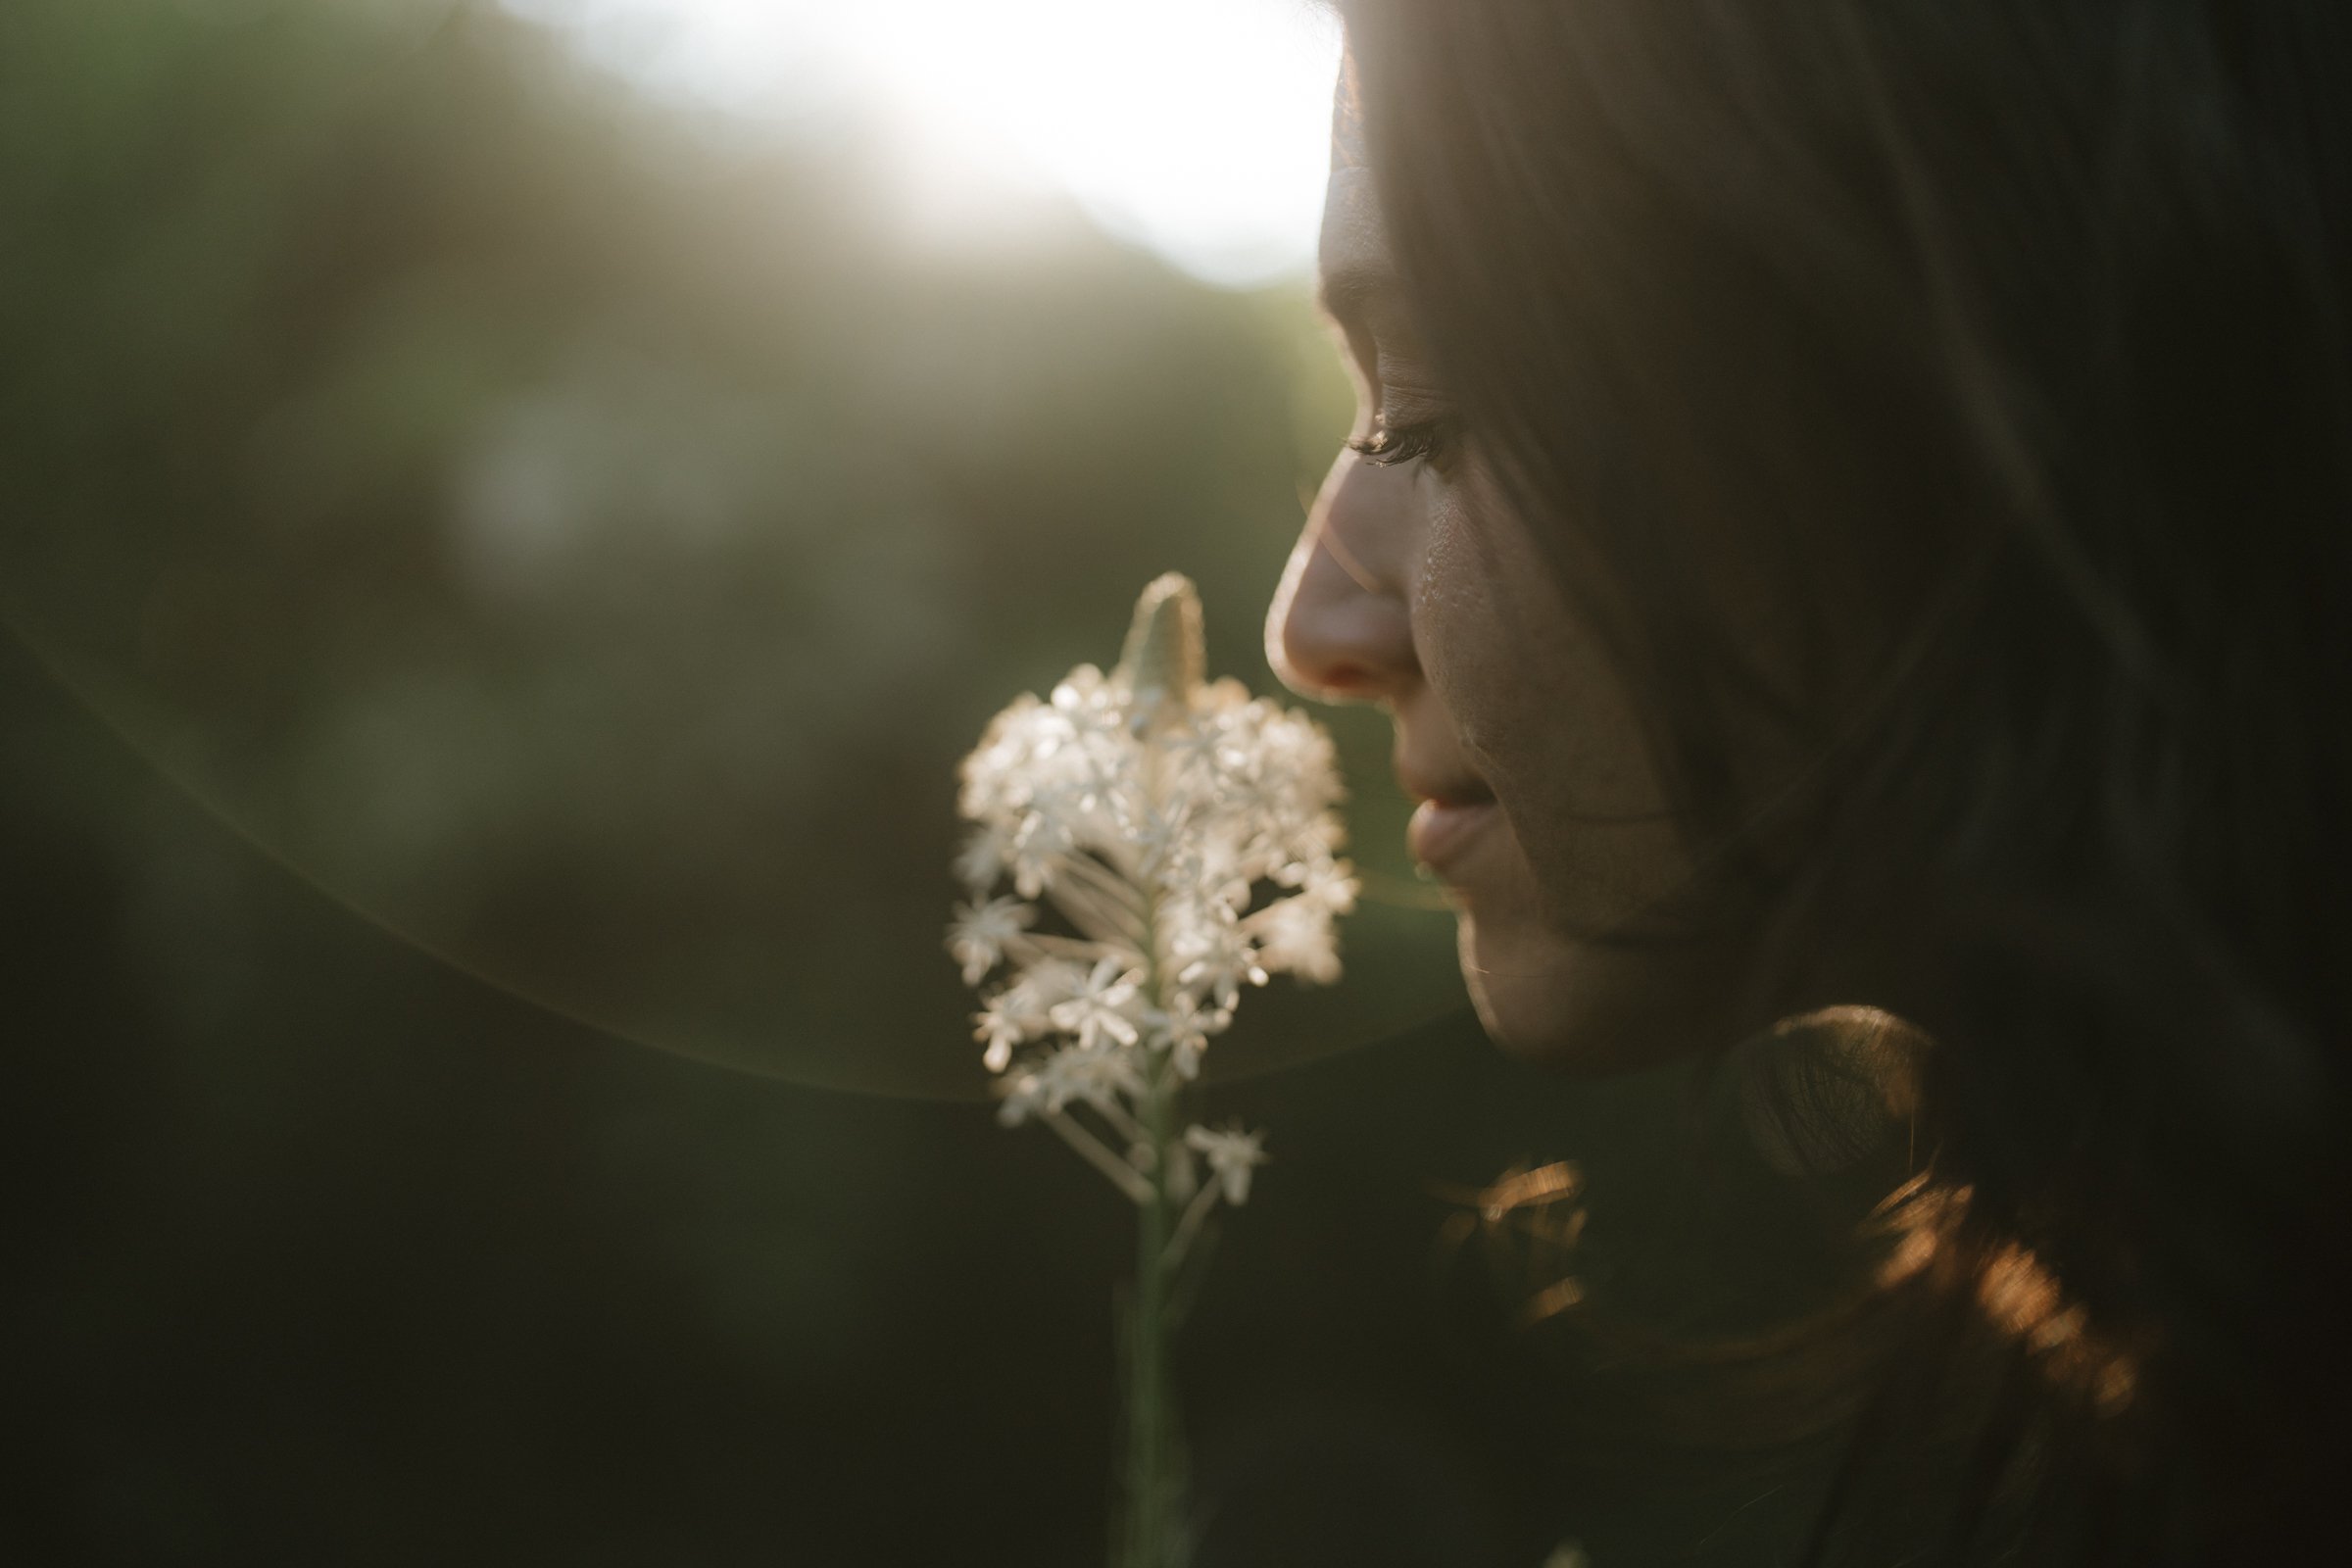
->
1265;447;1420;705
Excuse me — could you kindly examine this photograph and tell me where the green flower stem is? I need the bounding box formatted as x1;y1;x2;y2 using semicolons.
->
1161;1180;1220;1275
1122;1056;1180;1568
1117;614;1204;1568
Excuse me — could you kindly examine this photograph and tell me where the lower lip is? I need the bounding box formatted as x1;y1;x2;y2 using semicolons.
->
1407;798;1499;878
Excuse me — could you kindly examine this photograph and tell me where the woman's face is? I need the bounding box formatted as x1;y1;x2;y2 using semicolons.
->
1266;79;1760;1072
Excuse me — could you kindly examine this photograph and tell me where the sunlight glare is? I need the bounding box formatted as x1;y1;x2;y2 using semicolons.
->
499;0;1344;286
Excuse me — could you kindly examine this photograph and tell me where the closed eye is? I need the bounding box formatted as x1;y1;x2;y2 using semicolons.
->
1347;416;1456;468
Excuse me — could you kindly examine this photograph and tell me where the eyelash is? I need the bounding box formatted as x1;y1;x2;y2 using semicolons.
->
1347;416;1456;468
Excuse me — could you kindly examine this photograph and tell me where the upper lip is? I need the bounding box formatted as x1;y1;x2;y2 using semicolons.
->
1395;755;1496;810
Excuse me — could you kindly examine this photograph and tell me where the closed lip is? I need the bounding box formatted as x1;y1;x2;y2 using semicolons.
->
1396;761;1498;878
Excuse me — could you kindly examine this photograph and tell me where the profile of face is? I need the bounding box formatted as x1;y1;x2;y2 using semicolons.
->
1266;67;1759;1073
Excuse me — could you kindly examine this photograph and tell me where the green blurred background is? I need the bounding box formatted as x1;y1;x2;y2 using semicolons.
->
0;0;1475;1096
0;3;1861;1563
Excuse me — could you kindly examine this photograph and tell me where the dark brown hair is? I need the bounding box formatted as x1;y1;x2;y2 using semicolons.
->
1342;2;2352;1560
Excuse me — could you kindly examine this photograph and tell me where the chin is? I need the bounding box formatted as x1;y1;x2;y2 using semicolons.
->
1457;909;1749;1076
1457;913;1582;1062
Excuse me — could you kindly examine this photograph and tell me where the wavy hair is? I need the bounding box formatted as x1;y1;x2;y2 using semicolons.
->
1341;2;2352;1560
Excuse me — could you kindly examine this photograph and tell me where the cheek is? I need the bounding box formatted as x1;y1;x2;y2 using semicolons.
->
1413;468;1698;936
1414;474;1667;825
1412;476;1528;762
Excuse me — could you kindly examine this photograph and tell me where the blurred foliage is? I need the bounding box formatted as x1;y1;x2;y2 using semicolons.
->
0;0;1451;1096
3;629;1857;1565
0;5;1869;1564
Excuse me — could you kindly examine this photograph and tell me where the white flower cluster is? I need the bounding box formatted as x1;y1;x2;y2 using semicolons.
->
949;573;1355;1211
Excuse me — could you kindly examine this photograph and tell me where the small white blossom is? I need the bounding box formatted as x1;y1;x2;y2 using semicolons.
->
949;897;1035;987
1143;993;1228;1081
1035;1043;1147;1114
1247;894;1341;985
1006;795;1081;898
1172;914;1268;1015
1003;956;1088;1015
1301;857;1359;915
1048;956;1144;1053
973;996;1030;1074
996;1068;1050;1126
1185;1123;1269;1205
955;822;1013;893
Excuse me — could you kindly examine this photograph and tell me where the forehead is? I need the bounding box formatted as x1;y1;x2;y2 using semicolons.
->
1318;166;1392;320
1317;59;1396;323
